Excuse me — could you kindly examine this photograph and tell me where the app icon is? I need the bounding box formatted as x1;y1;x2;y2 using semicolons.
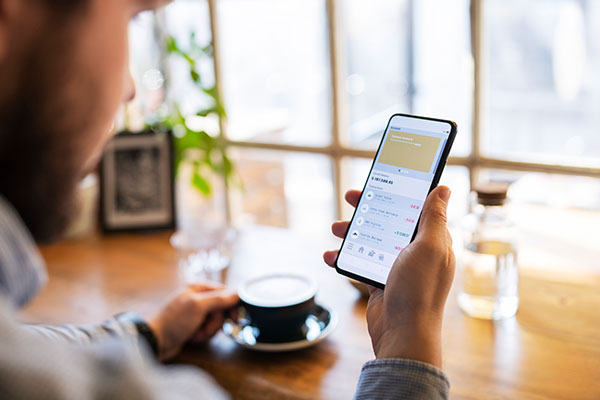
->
368;250;376;257
358;246;364;254
356;217;364;226
360;204;369;213
366;191;374;200
378;254;384;261
350;230;360;239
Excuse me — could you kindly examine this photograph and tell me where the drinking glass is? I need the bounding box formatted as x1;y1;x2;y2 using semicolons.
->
170;226;236;284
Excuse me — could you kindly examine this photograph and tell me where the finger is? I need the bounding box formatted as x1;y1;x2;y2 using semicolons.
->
191;312;219;342
226;306;239;322
187;281;225;293
194;311;226;342
204;312;226;337
415;186;451;241
193;290;240;312
191;330;208;343
345;190;362;208
368;286;382;296
323;250;338;268
331;221;350;238
190;312;218;342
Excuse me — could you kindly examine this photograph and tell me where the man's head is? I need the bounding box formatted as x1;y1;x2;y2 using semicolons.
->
0;0;166;243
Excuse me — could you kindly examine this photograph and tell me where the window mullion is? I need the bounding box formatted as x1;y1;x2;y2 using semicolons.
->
470;0;484;189
326;0;347;220
207;0;232;224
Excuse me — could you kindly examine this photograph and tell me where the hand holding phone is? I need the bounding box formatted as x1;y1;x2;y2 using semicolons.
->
323;113;457;367
323;185;455;367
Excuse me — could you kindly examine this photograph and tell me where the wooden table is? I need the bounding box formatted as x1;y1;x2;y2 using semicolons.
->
21;227;600;400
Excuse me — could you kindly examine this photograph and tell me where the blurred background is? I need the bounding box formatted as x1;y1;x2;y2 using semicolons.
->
125;0;600;281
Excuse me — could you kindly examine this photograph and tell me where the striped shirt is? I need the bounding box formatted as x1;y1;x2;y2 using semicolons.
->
0;195;449;399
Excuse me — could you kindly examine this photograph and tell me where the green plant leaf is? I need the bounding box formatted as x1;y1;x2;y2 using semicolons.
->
158;31;237;196
166;36;178;53
192;169;212;196
222;152;233;177
215;101;227;118
196;107;217;117
190;69;200;83
202;85;219;99
201;43;213;56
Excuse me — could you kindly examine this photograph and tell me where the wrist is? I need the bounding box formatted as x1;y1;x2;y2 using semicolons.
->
375;318;442;368
146;316;170;361
116;312;160;358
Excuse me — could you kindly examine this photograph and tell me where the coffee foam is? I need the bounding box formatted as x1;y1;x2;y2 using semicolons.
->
239;274;317;308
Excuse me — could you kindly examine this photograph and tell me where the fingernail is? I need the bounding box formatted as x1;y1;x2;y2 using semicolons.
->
438;186;451;202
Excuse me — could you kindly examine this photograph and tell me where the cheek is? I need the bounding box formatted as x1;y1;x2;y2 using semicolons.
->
75;4;132;167
93;19;130;125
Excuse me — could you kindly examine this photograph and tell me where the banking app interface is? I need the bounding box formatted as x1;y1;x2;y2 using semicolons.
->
337;116;452;285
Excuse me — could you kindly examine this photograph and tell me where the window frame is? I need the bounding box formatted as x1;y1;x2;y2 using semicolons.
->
158;0;600;223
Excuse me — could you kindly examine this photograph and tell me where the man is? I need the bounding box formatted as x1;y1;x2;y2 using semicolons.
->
0;0;455;398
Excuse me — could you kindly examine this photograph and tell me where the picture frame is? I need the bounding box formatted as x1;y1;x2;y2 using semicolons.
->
99;130;176;233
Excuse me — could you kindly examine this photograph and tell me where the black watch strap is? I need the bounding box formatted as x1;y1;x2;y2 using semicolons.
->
115;312;159;357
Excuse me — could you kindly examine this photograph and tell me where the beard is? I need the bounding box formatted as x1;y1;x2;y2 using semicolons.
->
0;25;94;244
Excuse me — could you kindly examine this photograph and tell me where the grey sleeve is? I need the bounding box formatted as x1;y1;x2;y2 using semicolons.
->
23;317;140;346
1;301;230;399
354;359;450;400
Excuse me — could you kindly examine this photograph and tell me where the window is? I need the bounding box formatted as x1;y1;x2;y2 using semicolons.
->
341;0;412;148
479;170;600;278
128;0;600;276
485;0;600;167
229;149;334;234
218;0;332;146
127;11;163;128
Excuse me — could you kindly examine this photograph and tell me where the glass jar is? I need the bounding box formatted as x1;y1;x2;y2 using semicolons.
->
458;184;519;320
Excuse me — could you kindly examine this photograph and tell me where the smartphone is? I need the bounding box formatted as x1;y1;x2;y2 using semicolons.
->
335;113;457;289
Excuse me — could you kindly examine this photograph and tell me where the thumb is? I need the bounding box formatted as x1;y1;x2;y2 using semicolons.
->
415;186;451;240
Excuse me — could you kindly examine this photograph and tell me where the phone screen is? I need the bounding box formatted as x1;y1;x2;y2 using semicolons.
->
336;114;456;287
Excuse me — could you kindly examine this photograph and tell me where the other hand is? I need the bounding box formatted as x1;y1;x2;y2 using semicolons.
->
323;186;455;368
147;282;239;361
